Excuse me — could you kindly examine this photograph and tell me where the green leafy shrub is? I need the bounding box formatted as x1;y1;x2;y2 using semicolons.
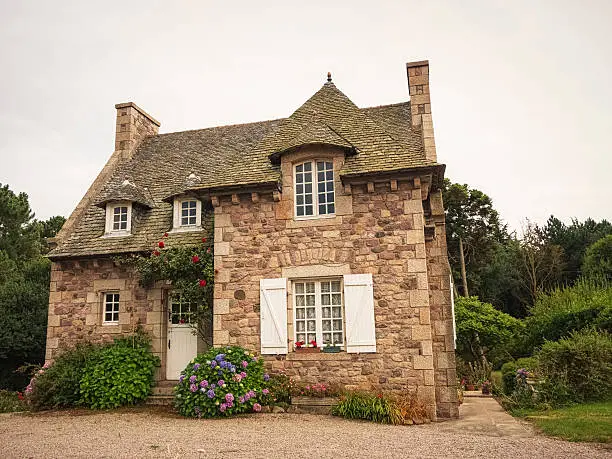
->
537;329;612;404
332;391;428;425
500;357;537;395
454;296;524;366
79;339;160;409
263;373;293;405
582;235;612;281
28;344;96;410
522;279;611;355
174;346;269;417
0;390;27;412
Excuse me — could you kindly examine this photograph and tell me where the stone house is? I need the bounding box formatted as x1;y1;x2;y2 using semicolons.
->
47;60;458;419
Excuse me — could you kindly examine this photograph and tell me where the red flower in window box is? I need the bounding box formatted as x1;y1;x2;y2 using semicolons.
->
153;250;160;257
192;255;200;263
199;279;207;287
309;340;318;348
202;237;207;243
163;232;168;238
158;241;165;248
179;318;185;324
295;340;304;349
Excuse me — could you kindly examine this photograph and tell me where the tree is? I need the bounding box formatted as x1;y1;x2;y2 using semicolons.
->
0;183;65;389
518;221;565;304
443;179;506;297
542;216;612;284
454;296;524;365
582;235;612;281
0;183;40;260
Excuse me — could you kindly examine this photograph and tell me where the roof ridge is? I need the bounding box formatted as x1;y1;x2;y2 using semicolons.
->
361;101;410;110
155;117;285;138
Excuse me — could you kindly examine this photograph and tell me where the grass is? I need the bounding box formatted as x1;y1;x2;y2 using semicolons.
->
511;400;612;443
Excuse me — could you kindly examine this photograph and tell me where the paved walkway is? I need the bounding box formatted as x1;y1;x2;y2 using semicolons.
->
436;392;535;437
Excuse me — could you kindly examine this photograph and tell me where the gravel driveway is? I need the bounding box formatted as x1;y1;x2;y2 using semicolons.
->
0;406;609;459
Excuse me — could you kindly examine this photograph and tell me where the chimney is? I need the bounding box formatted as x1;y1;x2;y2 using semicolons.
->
114;102;160;159
406;60;437;163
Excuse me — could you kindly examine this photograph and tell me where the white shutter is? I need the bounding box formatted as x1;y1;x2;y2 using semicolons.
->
343;273;376;353
259;278;288;354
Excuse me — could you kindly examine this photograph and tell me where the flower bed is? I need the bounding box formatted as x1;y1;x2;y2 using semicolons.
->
174;346;271;418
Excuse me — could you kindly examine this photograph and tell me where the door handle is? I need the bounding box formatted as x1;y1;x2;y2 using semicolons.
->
168;340;171;349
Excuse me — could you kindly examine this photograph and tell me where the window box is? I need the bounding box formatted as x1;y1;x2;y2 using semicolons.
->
322;345;342;354
295;346;320;354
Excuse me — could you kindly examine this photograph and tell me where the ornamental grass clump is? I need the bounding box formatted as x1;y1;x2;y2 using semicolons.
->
175;346;270;417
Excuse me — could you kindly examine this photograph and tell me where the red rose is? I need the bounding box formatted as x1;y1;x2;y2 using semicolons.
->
202;237;207;243
158;241;165;248
192;255;200;263
206;248;211;253
199;279;207;287
153;250;160;256
163;232;168;237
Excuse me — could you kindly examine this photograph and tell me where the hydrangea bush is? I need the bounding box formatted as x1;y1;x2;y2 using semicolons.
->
175;346;270;417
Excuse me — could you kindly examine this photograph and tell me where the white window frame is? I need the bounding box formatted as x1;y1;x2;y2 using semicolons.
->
102;292;120;324
292;278;344;349
294;160;336;220
172;197;202;231
104;201;132;236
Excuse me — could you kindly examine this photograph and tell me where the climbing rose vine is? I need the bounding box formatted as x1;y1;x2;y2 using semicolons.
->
174;346;270;418
115;233;214;340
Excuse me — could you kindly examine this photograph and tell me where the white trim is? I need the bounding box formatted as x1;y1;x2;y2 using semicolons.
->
294;160;336;220
292;278;344;349
104;201;132;236
102;292;120;324
173;197;202;230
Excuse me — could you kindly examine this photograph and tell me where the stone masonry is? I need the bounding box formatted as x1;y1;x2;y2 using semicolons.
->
211;145;457;419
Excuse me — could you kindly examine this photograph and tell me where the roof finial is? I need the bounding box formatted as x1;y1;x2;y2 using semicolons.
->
327;71;332;83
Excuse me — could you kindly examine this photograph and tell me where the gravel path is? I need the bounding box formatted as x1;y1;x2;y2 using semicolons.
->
0;406;609;459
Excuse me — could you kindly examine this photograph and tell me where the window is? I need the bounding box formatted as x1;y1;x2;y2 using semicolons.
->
294;279;344;347
169;293;197;324
104;202;132;235
173;198;202;230
294;161;335;218
103;293;120;323
181;200;197;226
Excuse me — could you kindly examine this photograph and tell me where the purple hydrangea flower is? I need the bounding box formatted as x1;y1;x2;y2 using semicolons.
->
227;401;233;408
263;374;270;382
210;361;217;369
253;403;262;412
200;380;208;388
190;383;198;393
225;393;234;403
262;389;269;395
241;360;248;368
220;361;228;369
238;396;245;404
179;375;185;383
189;375;197;384
215;354;226;362
207;389;215;398
211;383;216;389
220;403;227;412
240;372;247;379
229;365;236;373
248;390;256;398
244;392;251;401
193;363;201;371
218;380;225;387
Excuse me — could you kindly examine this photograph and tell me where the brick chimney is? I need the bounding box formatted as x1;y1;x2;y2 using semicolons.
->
407;60;437;163
54;102;160;244
114;102;160;159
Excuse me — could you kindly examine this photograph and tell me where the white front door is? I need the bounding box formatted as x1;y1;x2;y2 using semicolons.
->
166;294;198;380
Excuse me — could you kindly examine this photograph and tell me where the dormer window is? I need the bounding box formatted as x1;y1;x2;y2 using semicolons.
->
295;161;335;218
173;198;202;230
104;201;132;236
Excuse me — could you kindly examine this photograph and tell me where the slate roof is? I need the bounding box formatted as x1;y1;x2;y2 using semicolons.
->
49;80;439;259
94;179;154;208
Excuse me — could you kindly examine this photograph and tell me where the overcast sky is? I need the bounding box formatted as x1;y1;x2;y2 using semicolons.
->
1;0;610;232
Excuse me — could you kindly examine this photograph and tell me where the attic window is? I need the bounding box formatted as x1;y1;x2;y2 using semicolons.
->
104;202;132;236
173;198;202;230
295;161;335;218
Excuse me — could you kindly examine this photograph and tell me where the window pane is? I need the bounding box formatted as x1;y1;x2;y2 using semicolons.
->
114;207;120;215
319;204;326;215
322;307;331;318
307;320;316;331
332;306;342;318
332;293;342;305
296;206;304;216
105;313;113;322
305;205;313;215
304;162;312;172
306;307;316;318
296;195;303;205
321;294;330;305
296;322;305;332
322;321;331;331
305;283;315;293
323;333;332;344
307;333;316;343
297;333;306;343
331;281;341;292
296;309;305;319
296;164;303;173
304;172;312;182
305;194;312;204
321;282;330;293
304;183;312;194
328;203;335;214
113;222;119;230
295;283;304;294
296;184;303;194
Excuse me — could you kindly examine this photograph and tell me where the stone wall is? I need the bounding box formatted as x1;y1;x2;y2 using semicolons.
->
211;146;457;418
46;258;167;380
